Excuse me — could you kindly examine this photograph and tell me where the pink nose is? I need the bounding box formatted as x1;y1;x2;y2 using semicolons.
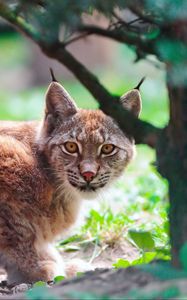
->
82;171;95;182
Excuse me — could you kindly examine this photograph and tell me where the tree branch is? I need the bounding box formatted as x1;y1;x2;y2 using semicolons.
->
0;1;162;148
63;32;91;47
78;24;156;55
0;2;41;42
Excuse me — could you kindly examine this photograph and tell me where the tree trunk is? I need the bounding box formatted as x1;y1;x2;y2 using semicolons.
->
157;70;187;266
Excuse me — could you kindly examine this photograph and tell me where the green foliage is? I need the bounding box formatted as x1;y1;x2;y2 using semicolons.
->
113;258;130;268
156;37;187;86
15;0;128;43
157;39;187;64
113;252;157;268
54;275;65;283
33;281;46;287
145;0;187;21
58;235;82;246
16;0;185;42
129;230;155;251
62;244;81;252
80;208;132;246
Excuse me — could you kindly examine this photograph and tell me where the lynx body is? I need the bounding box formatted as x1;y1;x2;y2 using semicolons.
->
0;80;141;283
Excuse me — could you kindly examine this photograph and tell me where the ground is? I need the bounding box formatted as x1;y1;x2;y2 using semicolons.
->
1;267;187;299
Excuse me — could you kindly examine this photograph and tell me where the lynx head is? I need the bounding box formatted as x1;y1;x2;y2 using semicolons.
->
38;80;142;197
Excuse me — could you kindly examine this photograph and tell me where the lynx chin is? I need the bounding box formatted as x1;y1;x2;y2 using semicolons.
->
0;77;142;284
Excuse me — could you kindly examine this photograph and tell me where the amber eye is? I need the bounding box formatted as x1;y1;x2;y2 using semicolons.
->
64;142;78;154
101;144;115;155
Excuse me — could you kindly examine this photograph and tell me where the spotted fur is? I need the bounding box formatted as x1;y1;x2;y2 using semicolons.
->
0;81;141;283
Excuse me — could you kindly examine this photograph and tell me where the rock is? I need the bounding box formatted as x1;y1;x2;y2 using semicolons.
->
11;284;31;294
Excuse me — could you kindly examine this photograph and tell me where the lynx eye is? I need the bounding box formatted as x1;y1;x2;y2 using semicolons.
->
64;142;78;154
101;144;115;155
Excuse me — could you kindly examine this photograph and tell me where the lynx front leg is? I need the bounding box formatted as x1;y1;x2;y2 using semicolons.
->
0;214;65;284
2;243;65;284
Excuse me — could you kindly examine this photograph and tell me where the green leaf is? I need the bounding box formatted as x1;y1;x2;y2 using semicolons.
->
54;275;65;283
79;237;97;245
113;253;157;269
132;252;157;265
90;210;104;223
63;245;80;252
164;220;170;235
33;281;46;287
129;230;155;251
58;235;82;246
179;242;187;271
143;252;157;263
113;258;131;269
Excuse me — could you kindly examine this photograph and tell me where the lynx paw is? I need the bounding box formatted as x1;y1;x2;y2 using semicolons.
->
65;259;94;278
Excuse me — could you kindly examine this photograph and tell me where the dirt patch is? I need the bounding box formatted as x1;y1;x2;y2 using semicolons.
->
61;239;139;269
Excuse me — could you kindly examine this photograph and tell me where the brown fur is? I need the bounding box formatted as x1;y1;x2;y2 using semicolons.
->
0;81;141;283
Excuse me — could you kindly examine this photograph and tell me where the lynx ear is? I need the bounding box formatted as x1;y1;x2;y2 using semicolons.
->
43;81;77;134
120;89;142;117
45;82;77;117
120;78;144;117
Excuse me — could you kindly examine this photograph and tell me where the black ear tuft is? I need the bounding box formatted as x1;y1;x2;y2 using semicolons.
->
49;68;58;82
134;77;146;90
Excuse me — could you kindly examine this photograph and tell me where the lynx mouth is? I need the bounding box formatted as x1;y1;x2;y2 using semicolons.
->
69;180;105;192
79;185;96;192
69;181;96;192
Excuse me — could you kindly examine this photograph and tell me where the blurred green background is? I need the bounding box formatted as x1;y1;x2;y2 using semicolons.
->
0;32;168;126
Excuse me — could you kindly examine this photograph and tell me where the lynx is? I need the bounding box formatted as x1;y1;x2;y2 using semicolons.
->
0;76;142;284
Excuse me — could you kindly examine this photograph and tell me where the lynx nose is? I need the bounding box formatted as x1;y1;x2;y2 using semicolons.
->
81;171;95;182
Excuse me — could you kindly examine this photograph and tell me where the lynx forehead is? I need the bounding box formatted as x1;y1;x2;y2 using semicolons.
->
71;110;107;143
0;78;142;284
